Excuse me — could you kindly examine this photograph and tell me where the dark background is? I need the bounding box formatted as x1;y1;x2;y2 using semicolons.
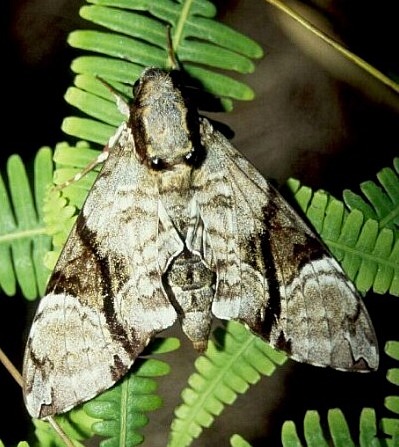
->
1;0;399;446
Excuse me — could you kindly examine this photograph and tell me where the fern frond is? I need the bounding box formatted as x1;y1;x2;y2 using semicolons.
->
281;408;379;447
343;158;399;230
62;0;263;144
230;434;252;447
83;337;180;446
381;341;399;445
169;321;287;447
0;443;31;447
41;141;102;267
0;148;53;299
359;406;381;447
279;340;399;447
33;410;92;447
52;141;101;209
287;178;399;296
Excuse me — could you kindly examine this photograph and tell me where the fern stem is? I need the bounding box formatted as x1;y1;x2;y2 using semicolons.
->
0;227;47;243
172;0;194;60
173;332;258;444
380;207;399;229
264;0;399;94
327;238;397;270
119;376;129;447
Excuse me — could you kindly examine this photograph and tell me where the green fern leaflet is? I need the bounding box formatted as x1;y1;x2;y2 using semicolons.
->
288;178;399;296
343;157;399;231
83;337;180;447
62;0;263;145
0;148;53;299
26;338;179;447
279;340;399;447
169;321;287;447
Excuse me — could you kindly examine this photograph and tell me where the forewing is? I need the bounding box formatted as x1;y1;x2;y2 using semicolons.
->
23;125;182;418
188;118;378;372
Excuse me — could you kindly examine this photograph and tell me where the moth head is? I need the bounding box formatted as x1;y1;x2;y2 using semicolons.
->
129;68;204;171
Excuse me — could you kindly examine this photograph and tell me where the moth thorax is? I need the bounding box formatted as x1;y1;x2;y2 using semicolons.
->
157;163;193;193
141;94;193;163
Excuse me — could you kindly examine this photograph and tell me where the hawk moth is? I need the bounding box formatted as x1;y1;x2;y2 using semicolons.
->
23;67;379;419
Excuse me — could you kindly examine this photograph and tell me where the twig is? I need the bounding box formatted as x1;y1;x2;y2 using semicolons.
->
0;348;23;387
46;416;77;447
264;0;399;94
0;347;76;447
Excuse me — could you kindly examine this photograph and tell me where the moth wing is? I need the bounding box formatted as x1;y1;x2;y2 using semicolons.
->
188;118;378;372
23;125;182;418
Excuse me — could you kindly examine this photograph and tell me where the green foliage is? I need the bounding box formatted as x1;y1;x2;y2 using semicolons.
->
281;408;368;447
33;410;92;447
381;341;399;446
169;322;287;446
344;158;399;230
0;443;31;447
23;338;179;447
287;179;399;296
43;141;103;269
279;341;399;447
82;337;180;447
0;148;53;299
230;434;252;447
62;0;263;145
229;340;399;447
0;1;396;446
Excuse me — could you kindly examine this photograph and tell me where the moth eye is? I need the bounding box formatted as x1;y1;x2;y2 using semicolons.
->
184;148;204;168
149;157;165;170
184;149;196;165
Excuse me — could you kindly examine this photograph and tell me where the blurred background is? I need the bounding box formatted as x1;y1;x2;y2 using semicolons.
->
2;0;399;445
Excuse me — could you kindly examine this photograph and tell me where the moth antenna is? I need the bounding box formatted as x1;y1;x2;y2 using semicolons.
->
96;76;130;117
166;25;180;70
53;146;110;192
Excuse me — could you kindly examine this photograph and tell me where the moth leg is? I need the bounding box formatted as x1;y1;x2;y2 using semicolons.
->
53;150;109;191
53;122;128;191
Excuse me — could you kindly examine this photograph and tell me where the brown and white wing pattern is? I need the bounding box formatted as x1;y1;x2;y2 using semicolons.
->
23;67;378;422
23;124;182;418
188;118;378;372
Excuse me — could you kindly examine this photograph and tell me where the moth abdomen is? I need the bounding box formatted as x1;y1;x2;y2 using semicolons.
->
164;250;216;349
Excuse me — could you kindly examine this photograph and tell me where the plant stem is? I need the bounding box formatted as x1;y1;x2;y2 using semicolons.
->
173;0;193;51
0;347;76;447
0;347;23;387
264;0;399;94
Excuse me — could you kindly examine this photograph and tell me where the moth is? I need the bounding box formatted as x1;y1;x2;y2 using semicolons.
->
23;67;379;419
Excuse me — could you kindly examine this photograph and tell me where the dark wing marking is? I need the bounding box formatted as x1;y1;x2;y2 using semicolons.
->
23;125;182;418
187;118;378;372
